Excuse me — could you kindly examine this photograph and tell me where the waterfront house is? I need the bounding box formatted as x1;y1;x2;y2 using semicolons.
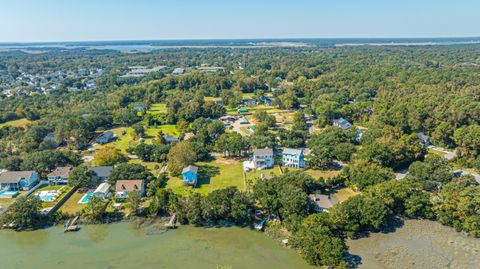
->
333;118;353;130
0;171;39;191
182;165;198;186
96;131;115;144
93;183;111;199
253;148;274;170
47;166;72;185
282;148;306;168
115;180;145;199
88;166;113;182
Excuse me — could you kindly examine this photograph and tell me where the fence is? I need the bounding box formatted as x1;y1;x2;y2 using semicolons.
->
47;186;78;216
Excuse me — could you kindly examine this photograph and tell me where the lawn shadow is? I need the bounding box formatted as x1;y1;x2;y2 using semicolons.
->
195;164;221;188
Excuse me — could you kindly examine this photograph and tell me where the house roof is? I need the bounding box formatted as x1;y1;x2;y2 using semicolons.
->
97;131;114;140
182;165;198;174
283;148;303;156
183;132;195;140
0;171;36;184
47;167;72;178
417;132;430;141
253;148;273;156
333;118;353;130
94;183;111;194
88;166;113;178
163;135;180;143
115;180;144;192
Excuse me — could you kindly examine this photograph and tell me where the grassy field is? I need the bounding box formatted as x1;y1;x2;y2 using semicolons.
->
58;189;88;215
0;191;28;208
0;118;34;128
166;157;245;196
304;169;342;179
147;103;167;114
332;187;360;202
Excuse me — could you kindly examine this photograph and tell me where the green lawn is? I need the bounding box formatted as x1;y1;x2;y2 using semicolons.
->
166;157;245;196
304;169;342;179
148;103;167;114
0;118;34;128
58;189;88;215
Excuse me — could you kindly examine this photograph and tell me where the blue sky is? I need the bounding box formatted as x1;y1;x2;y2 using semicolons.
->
0;0;479;42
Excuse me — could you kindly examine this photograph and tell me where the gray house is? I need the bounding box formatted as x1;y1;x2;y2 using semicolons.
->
88;166;113;182
253;148;274;170
333;118;353;130
96;131;115;144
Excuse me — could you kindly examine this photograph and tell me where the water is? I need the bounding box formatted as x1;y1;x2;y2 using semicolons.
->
79;192;94;204
347;219;480;269
0;222;315;269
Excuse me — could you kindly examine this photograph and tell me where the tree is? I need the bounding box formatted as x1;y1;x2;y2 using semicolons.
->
215;132;246;157
131;123;145;140
113;107;140;126
290;214;348;267
69;165;94;188
0;196;42;229
406;155;454;190
332;143;356;162
109;163;154;183
341;160;395;190
167;141;197;176
127;191;142;216
93;146;127;166
83;195;106;221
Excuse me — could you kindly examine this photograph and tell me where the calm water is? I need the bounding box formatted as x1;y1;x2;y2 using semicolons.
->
347;219;480;269
0;222;315;269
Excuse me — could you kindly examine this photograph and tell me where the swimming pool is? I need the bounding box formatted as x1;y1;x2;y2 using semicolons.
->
0;190;19;199
36;190;59;202
78;192;94;204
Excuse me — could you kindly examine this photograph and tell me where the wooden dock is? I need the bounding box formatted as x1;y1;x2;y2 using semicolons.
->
64;216;80;233
164;214;177;229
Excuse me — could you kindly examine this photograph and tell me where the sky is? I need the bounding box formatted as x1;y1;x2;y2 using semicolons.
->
0;0;479;42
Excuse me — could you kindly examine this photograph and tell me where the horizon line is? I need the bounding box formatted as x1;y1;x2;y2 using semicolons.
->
1;35;480;44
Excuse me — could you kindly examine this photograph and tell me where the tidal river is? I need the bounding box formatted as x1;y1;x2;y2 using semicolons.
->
0;222;315;269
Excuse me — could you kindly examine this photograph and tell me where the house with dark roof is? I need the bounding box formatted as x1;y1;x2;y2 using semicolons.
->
182;165;198;186
333;118;353;130
0;171;39;191
253;148;274;170
96;131;115;144
115;180;145;199
417;132;431;147
282;148;306;168
43;132;61;147
47;166;72;185
88;166;113;182
242;98;257;106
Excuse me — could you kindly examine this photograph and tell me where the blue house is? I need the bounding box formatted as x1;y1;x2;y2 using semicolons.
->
282;148;306;168
0;171;39;191
182;165;198;186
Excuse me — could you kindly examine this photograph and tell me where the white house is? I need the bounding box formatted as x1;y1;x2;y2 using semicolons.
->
115;180;145;199
253;148;274;170
282;148;306;168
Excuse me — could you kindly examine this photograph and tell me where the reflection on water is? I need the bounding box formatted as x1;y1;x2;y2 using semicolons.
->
0;222;315;269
